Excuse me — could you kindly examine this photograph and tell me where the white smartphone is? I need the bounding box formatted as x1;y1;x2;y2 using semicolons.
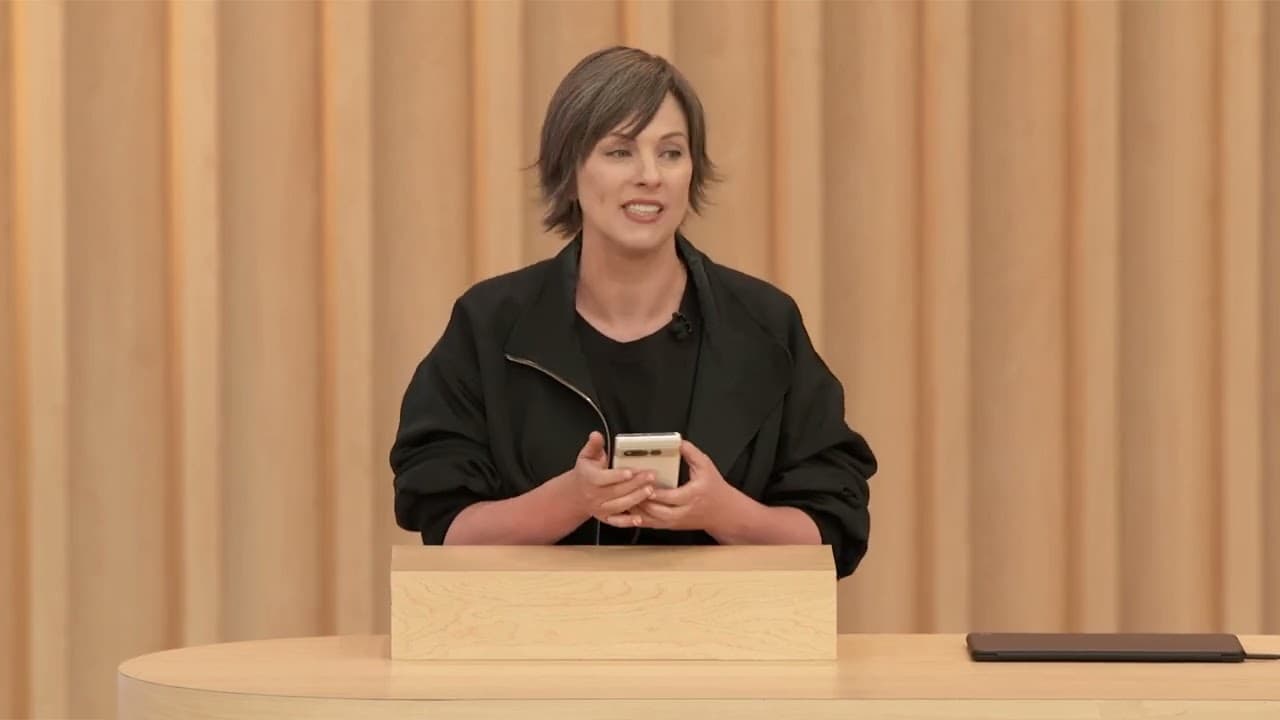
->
611;432;682;489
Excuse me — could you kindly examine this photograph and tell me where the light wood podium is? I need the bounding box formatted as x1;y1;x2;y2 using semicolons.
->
118;546;1280;719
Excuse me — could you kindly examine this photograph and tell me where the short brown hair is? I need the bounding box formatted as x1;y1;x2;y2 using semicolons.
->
536;46;719;237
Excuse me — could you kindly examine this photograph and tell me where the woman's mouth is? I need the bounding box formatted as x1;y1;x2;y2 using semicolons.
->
622;201;664;223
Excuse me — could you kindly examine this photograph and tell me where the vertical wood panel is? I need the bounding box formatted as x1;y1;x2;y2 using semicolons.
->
0;4;22;714
11;0;69;714
523;0;619;263
918;0;971;633
1065;0;1120;632
674;1;772;279
1263;1;1280;634
1217;0;1264;634
622;0;672;59
220;0;324;640
1120;1;1218;632
771;0;825;351
971;1;1069;631
824;1;920;632
168;0;223;649
65;3;174;715
472;0;524;280
321;0;376;636
371;0;472;633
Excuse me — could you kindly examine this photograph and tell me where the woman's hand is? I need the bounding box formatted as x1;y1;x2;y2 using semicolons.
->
602;440;745;533
558;432;657;522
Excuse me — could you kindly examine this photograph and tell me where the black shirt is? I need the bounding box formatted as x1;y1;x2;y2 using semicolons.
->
574;278;705;545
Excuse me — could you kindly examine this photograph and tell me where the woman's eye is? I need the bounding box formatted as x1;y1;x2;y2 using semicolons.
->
662;149;684;160
606;149;631;158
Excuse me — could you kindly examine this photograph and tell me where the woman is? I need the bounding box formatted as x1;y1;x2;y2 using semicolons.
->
390;46;876;578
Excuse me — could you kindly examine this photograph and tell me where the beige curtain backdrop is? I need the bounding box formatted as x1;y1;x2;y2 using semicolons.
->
2;0;1279;717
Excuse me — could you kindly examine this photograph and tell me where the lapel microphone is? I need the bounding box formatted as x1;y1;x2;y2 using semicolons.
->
668;311;693;341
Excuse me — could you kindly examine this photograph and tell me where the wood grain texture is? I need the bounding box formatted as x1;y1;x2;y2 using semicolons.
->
64;2;174;716
1065;0;1121;633
1119;0;1218;632
370;0;474;635
118;633;1280;701
824;0;920;633
622;0;673;59
320;0;377;637
219;0;324;641
970;0;1070;632
168;0;223;651
917;0;971;634
0;4;21;716
771;0;825;350
1264;0;1280;635
114;689;1280;720
673;0;772;280
391;544;832;572
389;546;835;660
11;0;70;715
1217;0;1265;634
472;0;524;280
522;0;618;264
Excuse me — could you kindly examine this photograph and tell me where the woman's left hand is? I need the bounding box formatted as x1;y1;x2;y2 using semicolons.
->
601;440;744;533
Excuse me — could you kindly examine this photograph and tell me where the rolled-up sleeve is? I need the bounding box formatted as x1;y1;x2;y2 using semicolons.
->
390;301;503;545
762;301;876;579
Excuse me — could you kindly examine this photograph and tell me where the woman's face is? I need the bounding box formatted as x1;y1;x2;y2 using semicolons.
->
575;94;693;257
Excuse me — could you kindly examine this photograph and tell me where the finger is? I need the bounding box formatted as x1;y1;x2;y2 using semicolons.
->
598;484;654;515
636;500;677;523
598;468;660;489
680;440;711;469
611;473;657;497
578;432;606;462
587;467;639;488
602;512;642;528
649;484;691;506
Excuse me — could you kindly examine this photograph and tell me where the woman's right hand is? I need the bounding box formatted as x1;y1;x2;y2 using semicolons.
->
560;432;656;522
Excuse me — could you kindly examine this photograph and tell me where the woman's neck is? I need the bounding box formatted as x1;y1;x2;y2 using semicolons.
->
575;234;686;341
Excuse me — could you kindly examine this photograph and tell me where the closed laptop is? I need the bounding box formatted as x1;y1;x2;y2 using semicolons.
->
966;632;1246;663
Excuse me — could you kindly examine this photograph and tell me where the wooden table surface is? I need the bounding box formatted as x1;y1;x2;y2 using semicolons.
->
117;633;1280;720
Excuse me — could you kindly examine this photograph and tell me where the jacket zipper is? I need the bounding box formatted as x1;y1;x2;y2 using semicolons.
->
504;354;612;454
504;354;612;545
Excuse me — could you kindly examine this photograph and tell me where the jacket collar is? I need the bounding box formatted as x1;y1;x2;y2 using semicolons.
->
504;233;791;474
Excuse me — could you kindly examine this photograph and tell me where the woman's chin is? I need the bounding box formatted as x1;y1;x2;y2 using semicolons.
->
599;225;676;257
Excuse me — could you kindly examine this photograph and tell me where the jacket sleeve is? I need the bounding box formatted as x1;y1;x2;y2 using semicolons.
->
761;301;876;579
390;300;504;545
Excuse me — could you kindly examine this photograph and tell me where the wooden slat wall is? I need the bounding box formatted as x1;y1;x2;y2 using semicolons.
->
11;1;71;717
218;0;324;643
1263;0;1280;634
64;2;173;713
1119;1;1219;631
168;0;222;650
1065;0;1121;634
3;1;1278;716
0;5;21;717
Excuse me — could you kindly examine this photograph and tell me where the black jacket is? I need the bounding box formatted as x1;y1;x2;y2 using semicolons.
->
390;235;876;578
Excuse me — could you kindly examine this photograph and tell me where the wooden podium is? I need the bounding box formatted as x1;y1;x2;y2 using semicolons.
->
389;544;836;660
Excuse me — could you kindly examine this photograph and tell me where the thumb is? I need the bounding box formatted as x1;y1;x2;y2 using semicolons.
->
680;440;710;470
579;431;606;463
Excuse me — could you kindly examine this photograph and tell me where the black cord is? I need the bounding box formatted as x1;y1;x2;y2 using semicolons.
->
1245;653;1280;660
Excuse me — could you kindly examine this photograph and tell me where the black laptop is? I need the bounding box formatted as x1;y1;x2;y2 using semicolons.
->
966;632;1247;663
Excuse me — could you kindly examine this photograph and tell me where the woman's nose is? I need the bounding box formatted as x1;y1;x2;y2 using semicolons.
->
636;151;662;186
